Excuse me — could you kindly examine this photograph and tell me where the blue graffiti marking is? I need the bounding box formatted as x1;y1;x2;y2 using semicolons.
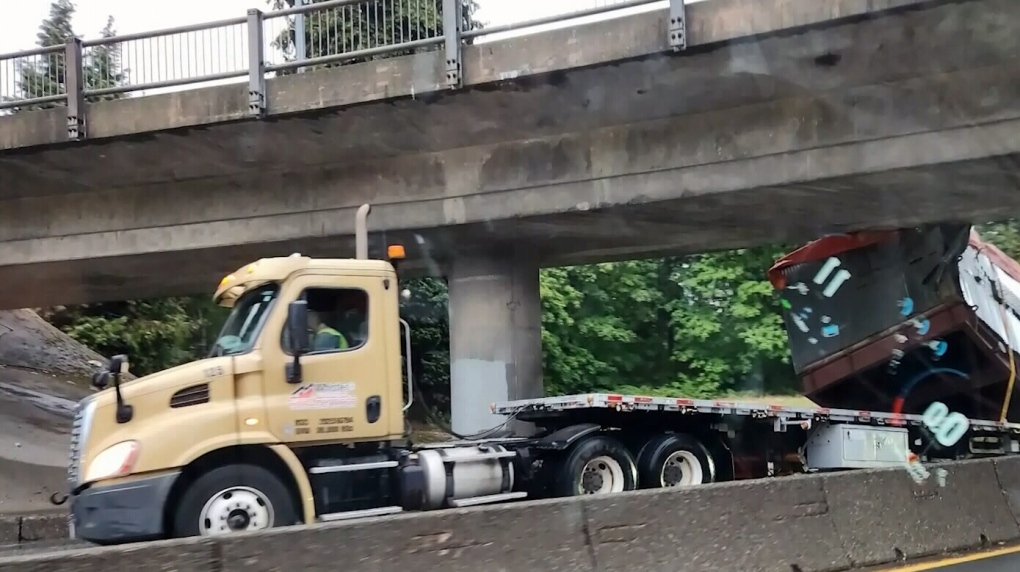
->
898;297;914;317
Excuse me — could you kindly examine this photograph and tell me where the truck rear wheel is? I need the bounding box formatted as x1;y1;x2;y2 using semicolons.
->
636;433;715;488
552;434;638;497
172;464;297;538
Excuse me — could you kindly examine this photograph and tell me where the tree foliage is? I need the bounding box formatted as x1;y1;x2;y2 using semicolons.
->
9;1;127;110
266;0;481;71
538;248;795;400
41;298;222;376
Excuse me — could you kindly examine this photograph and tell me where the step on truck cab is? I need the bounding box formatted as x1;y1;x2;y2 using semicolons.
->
64;206;1020;546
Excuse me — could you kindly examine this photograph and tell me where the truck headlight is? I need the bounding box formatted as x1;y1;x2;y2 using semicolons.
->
84;441;140;483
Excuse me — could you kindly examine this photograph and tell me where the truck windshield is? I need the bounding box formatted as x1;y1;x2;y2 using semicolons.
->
208;283;279;357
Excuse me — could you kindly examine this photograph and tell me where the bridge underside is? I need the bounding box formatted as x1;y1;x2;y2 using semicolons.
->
1;0;1019;308
4;152;1019;309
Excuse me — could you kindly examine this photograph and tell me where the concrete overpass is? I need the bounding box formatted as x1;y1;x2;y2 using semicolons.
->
3;0;1020;432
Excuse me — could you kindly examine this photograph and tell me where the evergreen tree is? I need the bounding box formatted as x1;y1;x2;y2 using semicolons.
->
267;0;482;71
12;0;77;110
84;16;128;102
10;1;127;109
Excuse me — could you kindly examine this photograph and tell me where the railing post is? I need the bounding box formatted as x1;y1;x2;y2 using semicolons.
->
247;9;266;117
668;0;687;52
65;37;86;140
443;0;463;89
294;0;307;73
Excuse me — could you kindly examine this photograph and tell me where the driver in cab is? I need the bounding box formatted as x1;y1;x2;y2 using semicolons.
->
308;310;349;351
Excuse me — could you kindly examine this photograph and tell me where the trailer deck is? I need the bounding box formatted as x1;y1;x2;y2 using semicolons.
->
493;393;1020;435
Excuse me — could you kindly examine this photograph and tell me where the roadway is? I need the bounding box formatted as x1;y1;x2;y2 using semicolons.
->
881;545;1020;571
2;537;1020;569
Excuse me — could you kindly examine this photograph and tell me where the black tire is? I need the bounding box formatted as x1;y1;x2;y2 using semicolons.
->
172;463;298;538
551;434;638;498
636;433;716;489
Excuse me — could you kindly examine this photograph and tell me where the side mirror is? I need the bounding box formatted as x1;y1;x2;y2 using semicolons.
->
287;300;310;355
108;354;129;374
91;371;110;390
286;301;309;385
105;354;133;424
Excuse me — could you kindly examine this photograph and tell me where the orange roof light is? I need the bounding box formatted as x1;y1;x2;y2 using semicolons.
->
219;274;235;288
387;244;406;260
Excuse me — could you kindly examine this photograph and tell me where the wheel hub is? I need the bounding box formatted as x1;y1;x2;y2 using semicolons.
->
199;486;274;536
662;464;684;484
581;470;604;493
660;450;704;487
226;509;251;531
579;455;626;495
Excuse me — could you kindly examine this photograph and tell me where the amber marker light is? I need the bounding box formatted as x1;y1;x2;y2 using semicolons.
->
387;244;406;260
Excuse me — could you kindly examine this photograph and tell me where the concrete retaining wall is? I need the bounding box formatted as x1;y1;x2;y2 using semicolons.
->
3;457;1020;571
0;511;69;547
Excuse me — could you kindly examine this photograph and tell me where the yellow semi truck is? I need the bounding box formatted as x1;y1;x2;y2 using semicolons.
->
65;205;1020;545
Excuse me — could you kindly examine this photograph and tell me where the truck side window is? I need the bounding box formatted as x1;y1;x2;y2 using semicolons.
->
282;287;369;355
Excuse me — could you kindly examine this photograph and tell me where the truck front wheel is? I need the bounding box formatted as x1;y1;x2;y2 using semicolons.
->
552;434;638;497
172;464;298;538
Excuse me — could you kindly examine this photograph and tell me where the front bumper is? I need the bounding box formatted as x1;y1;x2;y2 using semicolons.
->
69;471;180;545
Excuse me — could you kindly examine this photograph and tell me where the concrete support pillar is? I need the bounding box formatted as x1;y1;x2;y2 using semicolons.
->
448;252;543;436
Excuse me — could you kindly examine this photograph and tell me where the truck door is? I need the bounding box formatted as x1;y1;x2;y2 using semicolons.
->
262;273;393;443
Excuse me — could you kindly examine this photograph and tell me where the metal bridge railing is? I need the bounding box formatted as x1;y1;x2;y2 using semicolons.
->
0;0;685;137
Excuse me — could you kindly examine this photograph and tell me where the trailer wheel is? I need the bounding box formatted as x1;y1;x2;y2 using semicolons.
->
172;464;297;538
636;434;715;488
552;435;637;497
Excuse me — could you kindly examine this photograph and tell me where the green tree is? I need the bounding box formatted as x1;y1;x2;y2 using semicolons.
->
42;298;211;376
538;249;795;400
10;2;126;108
8;0;77;110
977;220;1020;260
84;16;128;102
664;247;794;397
400;277;451;420
267;0;482;71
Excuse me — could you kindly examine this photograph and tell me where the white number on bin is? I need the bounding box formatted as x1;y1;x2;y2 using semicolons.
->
921;401;969;447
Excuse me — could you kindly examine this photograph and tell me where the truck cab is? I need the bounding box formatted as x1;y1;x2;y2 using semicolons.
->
68;252;417;543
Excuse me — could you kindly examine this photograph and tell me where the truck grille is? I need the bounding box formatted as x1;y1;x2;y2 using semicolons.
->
67;399;92;487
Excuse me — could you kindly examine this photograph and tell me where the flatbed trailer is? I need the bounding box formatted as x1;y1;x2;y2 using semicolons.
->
491;392;1020;483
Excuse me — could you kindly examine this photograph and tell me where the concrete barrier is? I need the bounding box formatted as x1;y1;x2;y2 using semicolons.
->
0;538;216;572
994;455;1020;524
0;512;67;547
219;494;591;572
2;458;1020;571
584;475;851;572
824;458;1018;568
